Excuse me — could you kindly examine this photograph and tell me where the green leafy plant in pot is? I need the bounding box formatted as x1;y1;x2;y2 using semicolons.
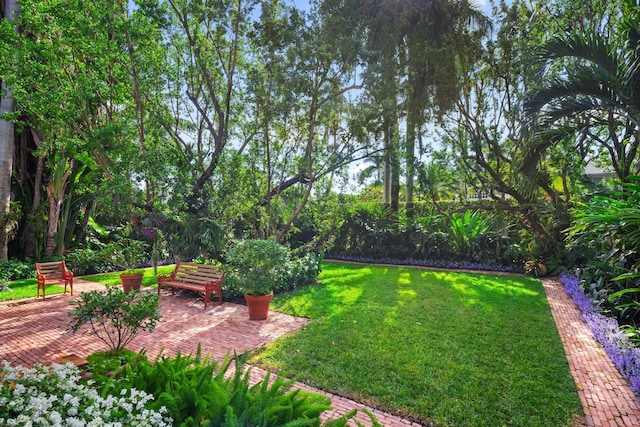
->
225;239;290;320
102;238;148;292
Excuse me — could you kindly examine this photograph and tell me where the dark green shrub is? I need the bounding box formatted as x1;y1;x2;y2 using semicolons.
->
328;203;413;259
276;252;323;293
65;247;112;275
164;215;225;261
0;259;35;281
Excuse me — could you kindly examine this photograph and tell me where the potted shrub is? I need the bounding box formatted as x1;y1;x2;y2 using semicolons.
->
524;260;548;277
102;238;148;292
224;239;290;320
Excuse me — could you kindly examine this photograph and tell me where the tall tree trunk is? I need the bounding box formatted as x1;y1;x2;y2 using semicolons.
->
405;110;417;218
0;0;19;262
383;126;391;205
390;117;400;213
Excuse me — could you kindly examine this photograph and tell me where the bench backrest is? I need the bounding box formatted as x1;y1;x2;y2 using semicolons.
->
174;262;223;284
36;261;68;280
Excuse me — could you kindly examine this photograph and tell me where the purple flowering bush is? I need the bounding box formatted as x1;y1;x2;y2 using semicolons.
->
561;272;640;394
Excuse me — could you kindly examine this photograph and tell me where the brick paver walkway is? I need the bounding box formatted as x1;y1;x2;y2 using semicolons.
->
541;277;640;427
2;276;640;426
0;280;419;426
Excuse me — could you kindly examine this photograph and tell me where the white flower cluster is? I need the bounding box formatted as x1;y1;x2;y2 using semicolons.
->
0;361;173;427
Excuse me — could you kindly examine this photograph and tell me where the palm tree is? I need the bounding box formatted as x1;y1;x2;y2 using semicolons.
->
524;1;640;182
320;0;489;212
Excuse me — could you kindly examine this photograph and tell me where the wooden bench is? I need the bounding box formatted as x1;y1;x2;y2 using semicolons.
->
35;261;74;299
157;262;224;308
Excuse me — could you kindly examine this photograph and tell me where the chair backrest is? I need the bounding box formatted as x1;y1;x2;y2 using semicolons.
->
36;262;65;280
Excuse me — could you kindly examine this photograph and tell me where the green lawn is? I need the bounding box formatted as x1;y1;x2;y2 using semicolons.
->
0;266;175;302
83;265;175;287
0;277;67;301
253;261;583;427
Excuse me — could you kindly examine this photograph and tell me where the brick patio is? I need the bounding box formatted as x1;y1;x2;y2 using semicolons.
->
1;275;639;426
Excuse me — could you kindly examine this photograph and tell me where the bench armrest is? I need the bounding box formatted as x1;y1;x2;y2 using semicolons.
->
157;274;172;283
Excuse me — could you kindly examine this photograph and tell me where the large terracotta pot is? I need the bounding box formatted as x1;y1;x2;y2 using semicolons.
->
120;273;144;293
245;293;273;321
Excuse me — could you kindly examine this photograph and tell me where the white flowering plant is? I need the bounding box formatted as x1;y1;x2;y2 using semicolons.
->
0;360;172;427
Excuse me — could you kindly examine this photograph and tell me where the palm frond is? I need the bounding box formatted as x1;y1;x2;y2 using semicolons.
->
538;31;619;77
518;127;570;192
524;64;625;119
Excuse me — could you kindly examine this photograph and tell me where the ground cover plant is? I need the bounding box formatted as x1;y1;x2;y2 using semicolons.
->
252;261;583;427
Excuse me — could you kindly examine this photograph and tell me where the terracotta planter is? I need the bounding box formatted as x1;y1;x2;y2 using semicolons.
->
120;273;144;293
537;263;548;277
245;293;273;321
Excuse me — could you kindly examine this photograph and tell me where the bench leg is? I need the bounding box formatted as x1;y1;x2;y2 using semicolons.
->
203;290;211;309
214;287;223;306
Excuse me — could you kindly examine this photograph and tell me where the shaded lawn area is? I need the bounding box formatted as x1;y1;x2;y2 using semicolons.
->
0;266;175;302
252;261;583;427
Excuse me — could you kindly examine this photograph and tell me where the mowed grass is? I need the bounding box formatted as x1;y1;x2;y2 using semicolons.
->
0;266;175;302
252;262;583;427
0;277;66;301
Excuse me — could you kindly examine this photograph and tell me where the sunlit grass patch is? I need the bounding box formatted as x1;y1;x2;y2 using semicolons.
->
255;261;582;427
0;277;65;301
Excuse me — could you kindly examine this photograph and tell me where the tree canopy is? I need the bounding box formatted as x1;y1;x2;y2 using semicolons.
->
0;0;637;265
